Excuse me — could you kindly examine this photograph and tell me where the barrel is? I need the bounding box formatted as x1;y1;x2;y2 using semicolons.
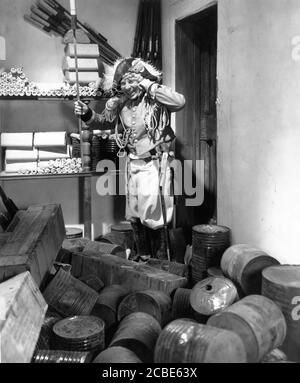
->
221;244;279;295
117;289;172;326
65;227;83;240
93;346;142;363
190;277;238;316
207;295;287;363
32;350;92;363
91;285;129;331
36;311;62;350
262;265;300;362
109;312;161;363
52;316;105;354
261;348;288;363
43;268;99;317
111;223;135;249
191;225;231;284
154;319;246;363
172;288;207;323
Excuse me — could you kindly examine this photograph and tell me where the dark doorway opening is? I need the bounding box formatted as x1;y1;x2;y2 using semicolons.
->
175;4;217;241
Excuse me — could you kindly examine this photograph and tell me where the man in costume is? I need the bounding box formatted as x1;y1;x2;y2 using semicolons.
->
74;57;185;260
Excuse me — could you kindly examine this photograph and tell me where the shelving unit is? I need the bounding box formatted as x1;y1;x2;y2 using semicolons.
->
0;95;112;238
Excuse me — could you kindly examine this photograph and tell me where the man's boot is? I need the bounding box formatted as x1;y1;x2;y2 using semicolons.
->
130;219;152;261
150;227;169;260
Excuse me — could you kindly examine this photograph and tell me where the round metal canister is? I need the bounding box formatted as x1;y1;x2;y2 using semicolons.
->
191;225;231;284
262;265;300;362
221;244;279;295
154;319;246;363
207;295;287;363
32;350;92;363
172;287;207;323
65;227;83;239
52;315;105;353
93;346;142;363
190;277;238;316
117;289;172;326
109;312;161;363
91;285;129;330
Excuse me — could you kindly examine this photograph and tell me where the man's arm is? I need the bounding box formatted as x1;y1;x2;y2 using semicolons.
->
74;100;105;125
140;79;186;112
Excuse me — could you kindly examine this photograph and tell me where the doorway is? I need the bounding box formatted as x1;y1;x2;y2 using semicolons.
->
175;4;217;239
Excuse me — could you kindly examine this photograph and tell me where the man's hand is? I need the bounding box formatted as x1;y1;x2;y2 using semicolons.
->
74;100;89;116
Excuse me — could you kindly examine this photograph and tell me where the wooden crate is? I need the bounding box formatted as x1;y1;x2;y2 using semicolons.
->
0;204;65;287
71;252;188;295
0;271;48;363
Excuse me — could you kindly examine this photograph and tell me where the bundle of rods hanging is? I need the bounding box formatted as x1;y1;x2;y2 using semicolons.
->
24;0;121;65
132;0;162;70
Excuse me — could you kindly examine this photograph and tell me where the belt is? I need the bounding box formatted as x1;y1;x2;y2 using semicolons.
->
130;155;157;163
128;148;158;163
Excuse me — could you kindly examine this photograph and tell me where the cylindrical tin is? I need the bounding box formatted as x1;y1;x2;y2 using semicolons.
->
154;319;246;363
117;289;172;326
190;277;238;316
262;265;300;362
221;244;279;295
93;346;142;363
109;312;161;363
207;295;287;362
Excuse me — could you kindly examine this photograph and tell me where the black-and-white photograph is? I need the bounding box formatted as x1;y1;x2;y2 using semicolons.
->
0;0;298;370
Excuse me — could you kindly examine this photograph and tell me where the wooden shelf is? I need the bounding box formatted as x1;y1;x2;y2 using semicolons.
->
0;96;107;101
0;171;111;181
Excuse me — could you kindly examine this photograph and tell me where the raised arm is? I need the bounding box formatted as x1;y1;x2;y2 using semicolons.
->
140;79;186;112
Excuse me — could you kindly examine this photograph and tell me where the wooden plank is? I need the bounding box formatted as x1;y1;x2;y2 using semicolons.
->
71;252;188;295
0;204;65;287
0;271;48;363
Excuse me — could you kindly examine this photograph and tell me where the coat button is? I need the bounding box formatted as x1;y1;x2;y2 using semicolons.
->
134;139;138;143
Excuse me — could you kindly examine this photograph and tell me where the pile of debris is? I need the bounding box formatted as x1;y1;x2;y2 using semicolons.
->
0;204;297;363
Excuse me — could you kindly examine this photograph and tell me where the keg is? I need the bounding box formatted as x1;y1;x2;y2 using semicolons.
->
191;225;230;284
109;312;161;363
207;295;287;362
117;289;172;326
52;316;105;353
190;277;238;316
172;287;207;323
154;319;246;363
32;350;92;363
221;244;279;295
262;265;300;362
93;346;142;363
